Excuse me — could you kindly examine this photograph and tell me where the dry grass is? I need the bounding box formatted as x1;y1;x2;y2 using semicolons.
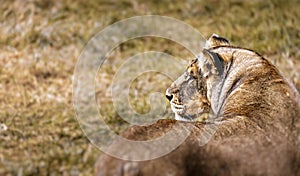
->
0;0;299;175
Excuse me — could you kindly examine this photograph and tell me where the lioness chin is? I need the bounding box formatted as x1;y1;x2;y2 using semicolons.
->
95;34;300;176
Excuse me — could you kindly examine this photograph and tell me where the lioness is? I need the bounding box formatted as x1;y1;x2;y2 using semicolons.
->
95;34;300;176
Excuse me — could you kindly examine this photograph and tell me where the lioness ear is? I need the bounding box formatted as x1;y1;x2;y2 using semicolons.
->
205;34;230;48
201;49;224;76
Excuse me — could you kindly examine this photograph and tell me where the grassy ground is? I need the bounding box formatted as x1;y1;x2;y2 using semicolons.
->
0;0;299;175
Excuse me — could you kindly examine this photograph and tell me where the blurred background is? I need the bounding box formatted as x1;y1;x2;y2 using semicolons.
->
0;0;299;175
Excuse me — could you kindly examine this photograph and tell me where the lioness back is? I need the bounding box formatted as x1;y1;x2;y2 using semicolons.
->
95;34;300;176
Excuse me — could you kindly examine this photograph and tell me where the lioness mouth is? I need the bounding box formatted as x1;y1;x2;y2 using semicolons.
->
170;102;184;112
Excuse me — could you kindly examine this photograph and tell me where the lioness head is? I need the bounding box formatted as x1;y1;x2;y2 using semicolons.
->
166;34;230;121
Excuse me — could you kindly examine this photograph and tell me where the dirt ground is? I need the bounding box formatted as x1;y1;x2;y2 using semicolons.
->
0;0;299;175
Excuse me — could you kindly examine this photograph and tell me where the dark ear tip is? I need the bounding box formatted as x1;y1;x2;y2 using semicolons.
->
211;35;230;44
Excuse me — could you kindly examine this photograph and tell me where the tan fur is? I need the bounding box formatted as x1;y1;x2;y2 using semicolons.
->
95;34;300;176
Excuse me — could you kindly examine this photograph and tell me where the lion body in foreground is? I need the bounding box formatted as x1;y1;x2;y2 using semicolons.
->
95;35;300;176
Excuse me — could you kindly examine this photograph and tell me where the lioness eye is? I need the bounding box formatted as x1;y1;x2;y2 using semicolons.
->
187;67;193;75
188;68;197;78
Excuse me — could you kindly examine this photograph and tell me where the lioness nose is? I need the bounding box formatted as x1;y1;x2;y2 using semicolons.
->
166;91;173;101
166;94;173;101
